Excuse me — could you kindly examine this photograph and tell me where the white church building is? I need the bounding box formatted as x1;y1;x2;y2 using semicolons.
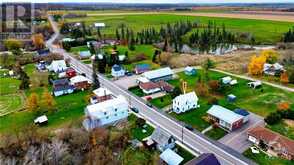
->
172;92;199;114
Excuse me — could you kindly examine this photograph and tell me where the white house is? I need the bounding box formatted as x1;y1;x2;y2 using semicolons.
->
47;60;67;73
111;64;125;78
172;92;199;114
83;95;129;130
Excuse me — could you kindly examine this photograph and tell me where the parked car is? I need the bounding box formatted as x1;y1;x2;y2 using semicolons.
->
146;103;153;108
184;124;194;131
130;107;139;113
126;72;133;76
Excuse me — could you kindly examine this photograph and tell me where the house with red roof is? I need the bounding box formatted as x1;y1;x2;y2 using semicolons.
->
247;126;294;160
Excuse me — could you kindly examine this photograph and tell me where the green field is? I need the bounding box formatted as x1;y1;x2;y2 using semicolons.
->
243;147;294;165
64;14;293;44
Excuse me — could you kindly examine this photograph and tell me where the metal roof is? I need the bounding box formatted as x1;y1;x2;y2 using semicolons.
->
207;105;243;124
142;67;173;80
160;148;183;165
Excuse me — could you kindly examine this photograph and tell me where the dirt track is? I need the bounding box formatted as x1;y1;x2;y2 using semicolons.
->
87;11;294;22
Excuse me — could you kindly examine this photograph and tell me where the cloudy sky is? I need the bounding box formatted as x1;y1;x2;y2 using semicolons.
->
2;0;294;3
1;0;294;3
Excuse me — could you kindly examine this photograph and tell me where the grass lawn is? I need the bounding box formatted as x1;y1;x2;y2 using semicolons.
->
64;14;294;44
243;147;294;165
128;114;154;141
0;77;20;95
129;86;145;97
266;121;294;140
70;46;89;54
121;147;159;165
204;127;227;140
150;94;172;109
175;145;195;165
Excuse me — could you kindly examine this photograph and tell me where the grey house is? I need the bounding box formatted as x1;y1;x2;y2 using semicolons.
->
151;127;175;152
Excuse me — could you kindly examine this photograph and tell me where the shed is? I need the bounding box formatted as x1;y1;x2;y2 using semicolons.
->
227;94;237;102
160;148;183;165
34;115;48;125
234;109;250;123
221;76;232;85
184;66;197;76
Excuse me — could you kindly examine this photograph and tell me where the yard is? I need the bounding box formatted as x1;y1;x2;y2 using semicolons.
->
204;127;227;140
129;86;145;97
266;120;294;140
243;147;294;165
150;94;172;109
128;114;154;141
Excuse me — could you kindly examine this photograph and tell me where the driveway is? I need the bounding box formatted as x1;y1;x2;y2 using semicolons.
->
218;112;265;153
113;74;140;89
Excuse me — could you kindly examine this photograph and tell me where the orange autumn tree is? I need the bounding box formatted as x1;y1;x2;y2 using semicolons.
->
280;72;289;84
31;33;45;49
260;49;279;64
277;102;290;111
248;54;266;76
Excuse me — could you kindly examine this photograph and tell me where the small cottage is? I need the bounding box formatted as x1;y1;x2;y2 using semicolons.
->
151;127;175;152
111;64;125;78
184;66;197;76
173;92;199;114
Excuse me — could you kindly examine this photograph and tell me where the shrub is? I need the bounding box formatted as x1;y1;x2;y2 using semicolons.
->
264;112;282;125
208;80;220;91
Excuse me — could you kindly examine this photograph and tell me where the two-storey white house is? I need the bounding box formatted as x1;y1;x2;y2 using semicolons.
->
83;95;129;131
172;92;199;114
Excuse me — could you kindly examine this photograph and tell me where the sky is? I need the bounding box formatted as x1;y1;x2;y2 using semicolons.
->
2;0;294;3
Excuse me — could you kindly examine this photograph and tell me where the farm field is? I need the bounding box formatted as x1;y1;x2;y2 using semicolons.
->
64;14;294;44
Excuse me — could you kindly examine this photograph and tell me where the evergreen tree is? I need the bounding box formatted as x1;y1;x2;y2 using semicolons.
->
19;69;30;90
92;58;100;89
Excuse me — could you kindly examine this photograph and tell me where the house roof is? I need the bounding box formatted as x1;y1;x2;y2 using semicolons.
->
135;64;150;71
264;63;284;71
137;77;150;83
142;67;174;80
248;126;294;155
207;105;243;124
112;64;123;72
173;91;198;105
160;148;183;165
139;82;160;90
93;87;113;97
157;81;174;92
151;127;172;146
34;115;48;123
54;84;75;92
185;153;220;165
70;75;91;84
221;76;232;84
234;109;249;116
94;22;105;27
53;78;69;86
48;60;67;72
86;95;128;119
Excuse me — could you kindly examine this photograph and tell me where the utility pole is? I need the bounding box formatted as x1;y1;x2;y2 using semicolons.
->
181;126;184;144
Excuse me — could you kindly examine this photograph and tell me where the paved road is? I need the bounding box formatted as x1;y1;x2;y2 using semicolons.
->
47;15;255;165
218;113;264;153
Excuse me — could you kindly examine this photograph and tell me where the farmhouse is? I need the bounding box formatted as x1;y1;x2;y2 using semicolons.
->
185;153;220;165
184;66;197;76
160;148;183;165
111;64;125;78
91;87;113;104
52;78;75;97
172;92;199;114
134;64;150;74
151;127;175;152
48;60;67;73
247;126;294;160
83;95;129;130
263;63;284;76
70;75;91;90
142;67;174;82
139;82;161;94
207;105;244;131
